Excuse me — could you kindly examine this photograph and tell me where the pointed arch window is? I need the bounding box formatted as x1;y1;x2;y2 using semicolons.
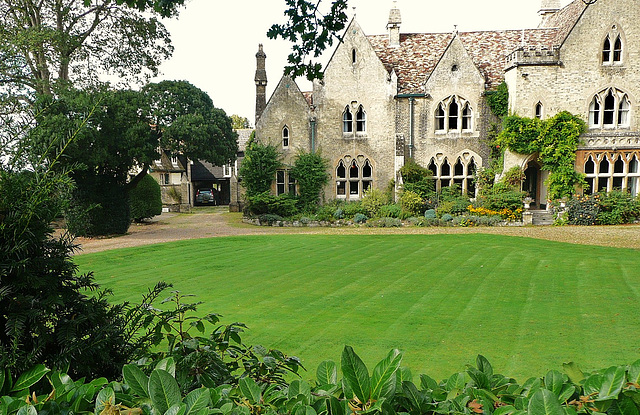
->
618;95;630;126
462;103;472;130
589;88;631;129
282;125;290;148
335;157;373;199
429;155;478;195
342;107;353;133
448;97;459;130
435;95;472;133
535;102;543;119
435;104;445;131
602;36;611;62
356;105;366;132
602;31;623;65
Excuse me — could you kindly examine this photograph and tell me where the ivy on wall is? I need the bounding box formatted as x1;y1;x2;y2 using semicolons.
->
496;111;587;200
485;82;509;118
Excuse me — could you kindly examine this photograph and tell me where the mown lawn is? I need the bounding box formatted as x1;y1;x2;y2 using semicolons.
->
75;233;640;381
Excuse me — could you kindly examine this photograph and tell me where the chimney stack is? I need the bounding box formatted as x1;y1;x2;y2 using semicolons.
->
387;2;402;47
255;44;267;124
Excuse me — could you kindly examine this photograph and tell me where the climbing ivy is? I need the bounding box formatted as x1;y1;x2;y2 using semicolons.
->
496;111;586;200
485;82;509;117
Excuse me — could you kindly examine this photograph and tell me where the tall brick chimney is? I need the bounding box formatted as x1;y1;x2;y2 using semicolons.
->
255;44;267;124
387;2;401;47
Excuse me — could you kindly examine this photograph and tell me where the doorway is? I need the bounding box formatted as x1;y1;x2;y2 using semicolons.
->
523;161;540;207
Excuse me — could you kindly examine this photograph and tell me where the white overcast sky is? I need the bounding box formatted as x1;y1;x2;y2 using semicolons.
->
152;0;573;125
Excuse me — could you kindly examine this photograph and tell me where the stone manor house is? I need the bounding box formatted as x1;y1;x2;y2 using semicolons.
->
249;0;640;209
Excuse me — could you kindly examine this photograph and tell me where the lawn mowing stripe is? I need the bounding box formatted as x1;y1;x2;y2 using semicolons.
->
76;233;640;380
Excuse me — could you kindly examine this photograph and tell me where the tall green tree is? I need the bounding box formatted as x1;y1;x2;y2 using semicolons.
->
239;140;281;197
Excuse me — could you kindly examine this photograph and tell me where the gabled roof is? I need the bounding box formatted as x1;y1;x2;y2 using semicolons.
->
367;0;587;94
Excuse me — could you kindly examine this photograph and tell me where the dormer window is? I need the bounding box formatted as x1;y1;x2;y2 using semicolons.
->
343;107;353;133
282;125;290;148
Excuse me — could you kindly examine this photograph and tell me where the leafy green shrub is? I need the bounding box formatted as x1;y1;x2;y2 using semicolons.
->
453;215;476;227
129;174;163;222
342;201;367;218
379;203;401;218
406;216;426;226
478;183;525;212
500;166;525;189
239;141;281;197
399;190;424;218
361;188;386;217
314;204;337;221
290;150;329;211
1;170;161;380
246;192;298;217
441;213;453;222
596;190;640;224
424;209;436;219
566;194;599;225
66;175;131;236
353;213;367;223
399;158;432;183
333;207;344;219
436;186;470;217
257;213;284;225
365;217;402;227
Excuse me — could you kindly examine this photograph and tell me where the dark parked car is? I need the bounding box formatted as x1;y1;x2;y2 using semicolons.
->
195;188;216;205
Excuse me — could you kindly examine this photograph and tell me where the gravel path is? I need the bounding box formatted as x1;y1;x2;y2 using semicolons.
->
74;206;640;254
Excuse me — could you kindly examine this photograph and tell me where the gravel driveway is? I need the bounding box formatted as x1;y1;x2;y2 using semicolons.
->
74;206;640;254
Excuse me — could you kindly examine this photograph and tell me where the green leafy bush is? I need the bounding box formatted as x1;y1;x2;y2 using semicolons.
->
258;213;284;225
239;141;281;197
424;209;436;219
399;190;424;218
596;190;640;224
478;182;525;212
342;201;367;218
290;150;329;211
333;207;344;219
361;187;387;217
12;347;640;415
66;175;131;236
353;213;367;223
436;186;470;217
441;213;453;222
379;203;401;218
129;174;163;222
566;194;599;225
246;192;298;217
365;217;402;227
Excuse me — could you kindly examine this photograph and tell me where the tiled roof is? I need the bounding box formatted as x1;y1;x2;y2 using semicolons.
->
539;0;588;45
367;0;585;94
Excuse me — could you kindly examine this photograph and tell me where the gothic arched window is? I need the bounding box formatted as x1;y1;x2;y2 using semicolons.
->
342;107;353;133
435;96;472;133
589;88;631;129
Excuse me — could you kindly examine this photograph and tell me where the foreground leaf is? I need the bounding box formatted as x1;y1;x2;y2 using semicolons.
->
149;369;181;414
341;346;371;404
370;349;402;400
239;377;261;404
598;366;626;401
528;389;565;415
123;365;150;398
317;361;338;386
11;365;50;392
